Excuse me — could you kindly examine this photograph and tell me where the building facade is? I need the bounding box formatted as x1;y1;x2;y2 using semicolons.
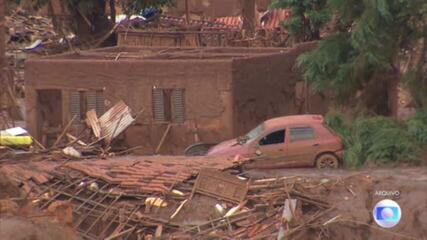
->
25;42;329;154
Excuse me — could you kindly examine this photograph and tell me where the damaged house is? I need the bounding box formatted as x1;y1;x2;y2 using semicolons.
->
25;41;330;154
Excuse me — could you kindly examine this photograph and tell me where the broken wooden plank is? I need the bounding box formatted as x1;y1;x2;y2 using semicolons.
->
85;109;101;138
52;115;77;148
104;226;136;240
155;123;172;154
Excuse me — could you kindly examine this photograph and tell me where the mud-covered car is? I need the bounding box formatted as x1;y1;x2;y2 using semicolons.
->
205;115;344;169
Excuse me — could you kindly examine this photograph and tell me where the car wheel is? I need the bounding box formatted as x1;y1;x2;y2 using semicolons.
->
184;143;217;156
315;153;339;169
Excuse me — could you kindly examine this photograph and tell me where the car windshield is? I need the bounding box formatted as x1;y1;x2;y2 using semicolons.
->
241;123;265;144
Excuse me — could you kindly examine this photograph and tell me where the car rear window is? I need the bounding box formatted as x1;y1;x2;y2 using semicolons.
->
290;127;315;142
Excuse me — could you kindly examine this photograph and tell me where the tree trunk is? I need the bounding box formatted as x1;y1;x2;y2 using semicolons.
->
241;0;256;36
109;0;116;24
0;0;5;68
47;1;60;33
68;0;115;46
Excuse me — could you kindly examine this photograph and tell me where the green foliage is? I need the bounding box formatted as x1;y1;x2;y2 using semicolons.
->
298;34;361;99
325;112;423;168
402;67;427;108
407;108;427;144
297;0;427;105
360;118;419;165
270;0;330;41
324;110;350;142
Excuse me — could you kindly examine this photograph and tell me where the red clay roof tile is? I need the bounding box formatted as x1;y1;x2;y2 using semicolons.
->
64;155;241;193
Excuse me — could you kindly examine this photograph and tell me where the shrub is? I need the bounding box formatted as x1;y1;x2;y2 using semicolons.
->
407;108;427;144
325;112;423;168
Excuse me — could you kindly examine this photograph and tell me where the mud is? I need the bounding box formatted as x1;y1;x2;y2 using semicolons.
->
246;167;427;240
0;172;22;199
0;217;80;240
0;173;80;240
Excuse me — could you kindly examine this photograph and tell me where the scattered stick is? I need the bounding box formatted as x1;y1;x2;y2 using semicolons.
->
323;215;341;226
114;146;142;156
93;24;119;48
170;199;188;220
59;26;75;53
52;115;77;148
31;135;47;151
105;227;136;240
284;207;335;238
155;123;172;154
345;185;356;197
76;7;93;30
133;108;145;121
114;52;123;61
66;132;88;147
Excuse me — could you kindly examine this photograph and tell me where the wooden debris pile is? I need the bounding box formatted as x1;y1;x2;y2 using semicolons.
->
46;101;140;159
3;9;75;130
117;14;290;48
6;9;56;49
0;101;140;161
167;175;336;239
5;9;75;54
24;163;340;240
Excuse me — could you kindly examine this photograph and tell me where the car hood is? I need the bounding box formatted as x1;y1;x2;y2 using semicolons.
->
206;138;249;156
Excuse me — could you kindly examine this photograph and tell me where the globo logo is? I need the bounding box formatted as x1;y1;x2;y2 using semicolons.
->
373;199;401;228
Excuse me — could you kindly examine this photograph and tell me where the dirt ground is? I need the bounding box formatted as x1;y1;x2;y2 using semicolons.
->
245;167;427;240
0;217;80;240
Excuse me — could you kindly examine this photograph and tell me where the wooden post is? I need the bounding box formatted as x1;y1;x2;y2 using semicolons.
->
47;0;60;33
0;0;6;129
185;0;190;25
0;0;5;68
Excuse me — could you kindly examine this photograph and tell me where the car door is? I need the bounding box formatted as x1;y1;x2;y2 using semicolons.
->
284;125;320;167
244;129;287;169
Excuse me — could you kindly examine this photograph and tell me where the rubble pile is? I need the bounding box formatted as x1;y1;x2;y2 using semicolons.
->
117;14;289;48
2;152;425;240
6;9;77;55
4;9;75;107
119;15;238;31
0;101;139;162
0;153;346;240
0;99;346;239
167;174;335;239
6;9;58;52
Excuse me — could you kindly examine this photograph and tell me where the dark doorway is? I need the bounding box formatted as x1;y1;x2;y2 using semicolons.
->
37;89;62;146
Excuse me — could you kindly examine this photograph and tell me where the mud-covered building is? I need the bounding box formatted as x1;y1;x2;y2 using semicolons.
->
25;42;330;154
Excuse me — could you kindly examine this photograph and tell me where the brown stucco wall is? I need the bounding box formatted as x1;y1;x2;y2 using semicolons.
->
25;58;235;154
231;41;330;136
